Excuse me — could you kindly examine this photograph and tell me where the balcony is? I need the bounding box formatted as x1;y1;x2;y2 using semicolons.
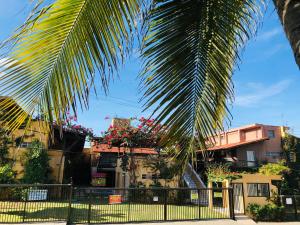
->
227;160;259;168
98;156;118;169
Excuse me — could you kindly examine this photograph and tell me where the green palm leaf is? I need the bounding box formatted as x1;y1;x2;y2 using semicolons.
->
141;0;262;160
0;0;140;130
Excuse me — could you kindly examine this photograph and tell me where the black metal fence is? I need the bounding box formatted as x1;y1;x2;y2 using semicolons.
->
0;184;72;223
0;184;234;224
280;195;300;221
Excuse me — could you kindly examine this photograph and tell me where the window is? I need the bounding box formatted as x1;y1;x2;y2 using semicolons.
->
267;130;275;139
19;142;31;148
152;174;158;179
265;152;281;157
247;183;269;197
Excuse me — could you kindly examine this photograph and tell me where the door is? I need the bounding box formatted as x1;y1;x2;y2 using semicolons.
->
233;183;245;214
246;151;255;167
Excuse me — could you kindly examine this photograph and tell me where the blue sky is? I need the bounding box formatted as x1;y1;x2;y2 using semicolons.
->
0;1;299;137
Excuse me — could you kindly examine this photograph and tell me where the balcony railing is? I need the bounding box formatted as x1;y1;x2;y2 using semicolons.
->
227;160;260;168
197;160;261;170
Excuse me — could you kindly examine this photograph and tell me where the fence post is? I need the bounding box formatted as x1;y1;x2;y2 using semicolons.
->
293;195;298;221
164;189;167;221
128;189;131;222
67;181;73;224
22;188;28;223
198;189;201;220
88;189;92;224
228;188;235;220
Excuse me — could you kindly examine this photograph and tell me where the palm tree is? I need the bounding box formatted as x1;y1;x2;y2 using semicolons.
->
0;0;298;161
273;0;300;67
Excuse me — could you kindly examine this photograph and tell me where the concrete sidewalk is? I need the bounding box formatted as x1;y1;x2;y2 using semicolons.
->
101;218;299;225
77;216;300;225
0;223;66;225
1;216;300;225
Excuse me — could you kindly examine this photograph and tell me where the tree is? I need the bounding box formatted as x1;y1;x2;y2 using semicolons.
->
0;0;299;165
146;154;178;187
22;139;50;184
0;128;11;165
205;163;241;185
0;164;15;183
0;128;15;184
273;0;300;68
282;132;299;162
100;117;163;186
258;160;290;176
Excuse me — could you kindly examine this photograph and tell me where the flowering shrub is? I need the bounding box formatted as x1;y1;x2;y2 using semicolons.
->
99;117;164;148
97;117;165;186
259;160;290;176
247;203;285;221
53;113;94;138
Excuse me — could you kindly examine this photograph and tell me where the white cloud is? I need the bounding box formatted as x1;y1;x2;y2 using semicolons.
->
256;27;282;41
246;44;286;63
235;80;291;107
263;44;285;57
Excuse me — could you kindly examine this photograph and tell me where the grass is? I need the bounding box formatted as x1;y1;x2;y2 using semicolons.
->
0;201;230;223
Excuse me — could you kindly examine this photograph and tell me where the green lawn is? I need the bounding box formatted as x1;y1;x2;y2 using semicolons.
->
0;201;230;223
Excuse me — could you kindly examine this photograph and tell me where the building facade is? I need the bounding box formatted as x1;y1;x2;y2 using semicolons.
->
197;124;288;212
5;120;87;184
90;143;179;188
201;124;288;167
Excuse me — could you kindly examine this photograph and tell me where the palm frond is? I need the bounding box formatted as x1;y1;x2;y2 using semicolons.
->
141;0;262;161
0;0;140;130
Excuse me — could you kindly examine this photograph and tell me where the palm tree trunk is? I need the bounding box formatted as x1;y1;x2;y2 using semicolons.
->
273;0;300;68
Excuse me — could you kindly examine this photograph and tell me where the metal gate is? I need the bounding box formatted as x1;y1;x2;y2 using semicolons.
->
233;183;244;214
280;195;300;221
0;184;234;223
70;187;234;223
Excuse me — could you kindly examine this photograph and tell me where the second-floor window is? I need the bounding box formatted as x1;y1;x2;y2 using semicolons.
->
247;183;269;197
265;152;281;157
151;174;161;179
19;142;31;148
267;130;275;139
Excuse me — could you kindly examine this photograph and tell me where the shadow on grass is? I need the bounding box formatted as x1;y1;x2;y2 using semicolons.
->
1;206;127;223
1;203;228;223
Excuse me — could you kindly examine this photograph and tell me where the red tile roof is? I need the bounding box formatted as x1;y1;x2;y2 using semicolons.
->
200;137;269;151
92;143;158;154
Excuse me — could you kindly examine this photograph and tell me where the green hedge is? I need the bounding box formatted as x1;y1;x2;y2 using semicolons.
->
246;203;285;221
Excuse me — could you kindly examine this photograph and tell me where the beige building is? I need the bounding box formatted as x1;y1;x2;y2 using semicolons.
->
90;144;179;188
231;173;281;214
90;118;179;188
4;119;87;184
5;120;65;182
